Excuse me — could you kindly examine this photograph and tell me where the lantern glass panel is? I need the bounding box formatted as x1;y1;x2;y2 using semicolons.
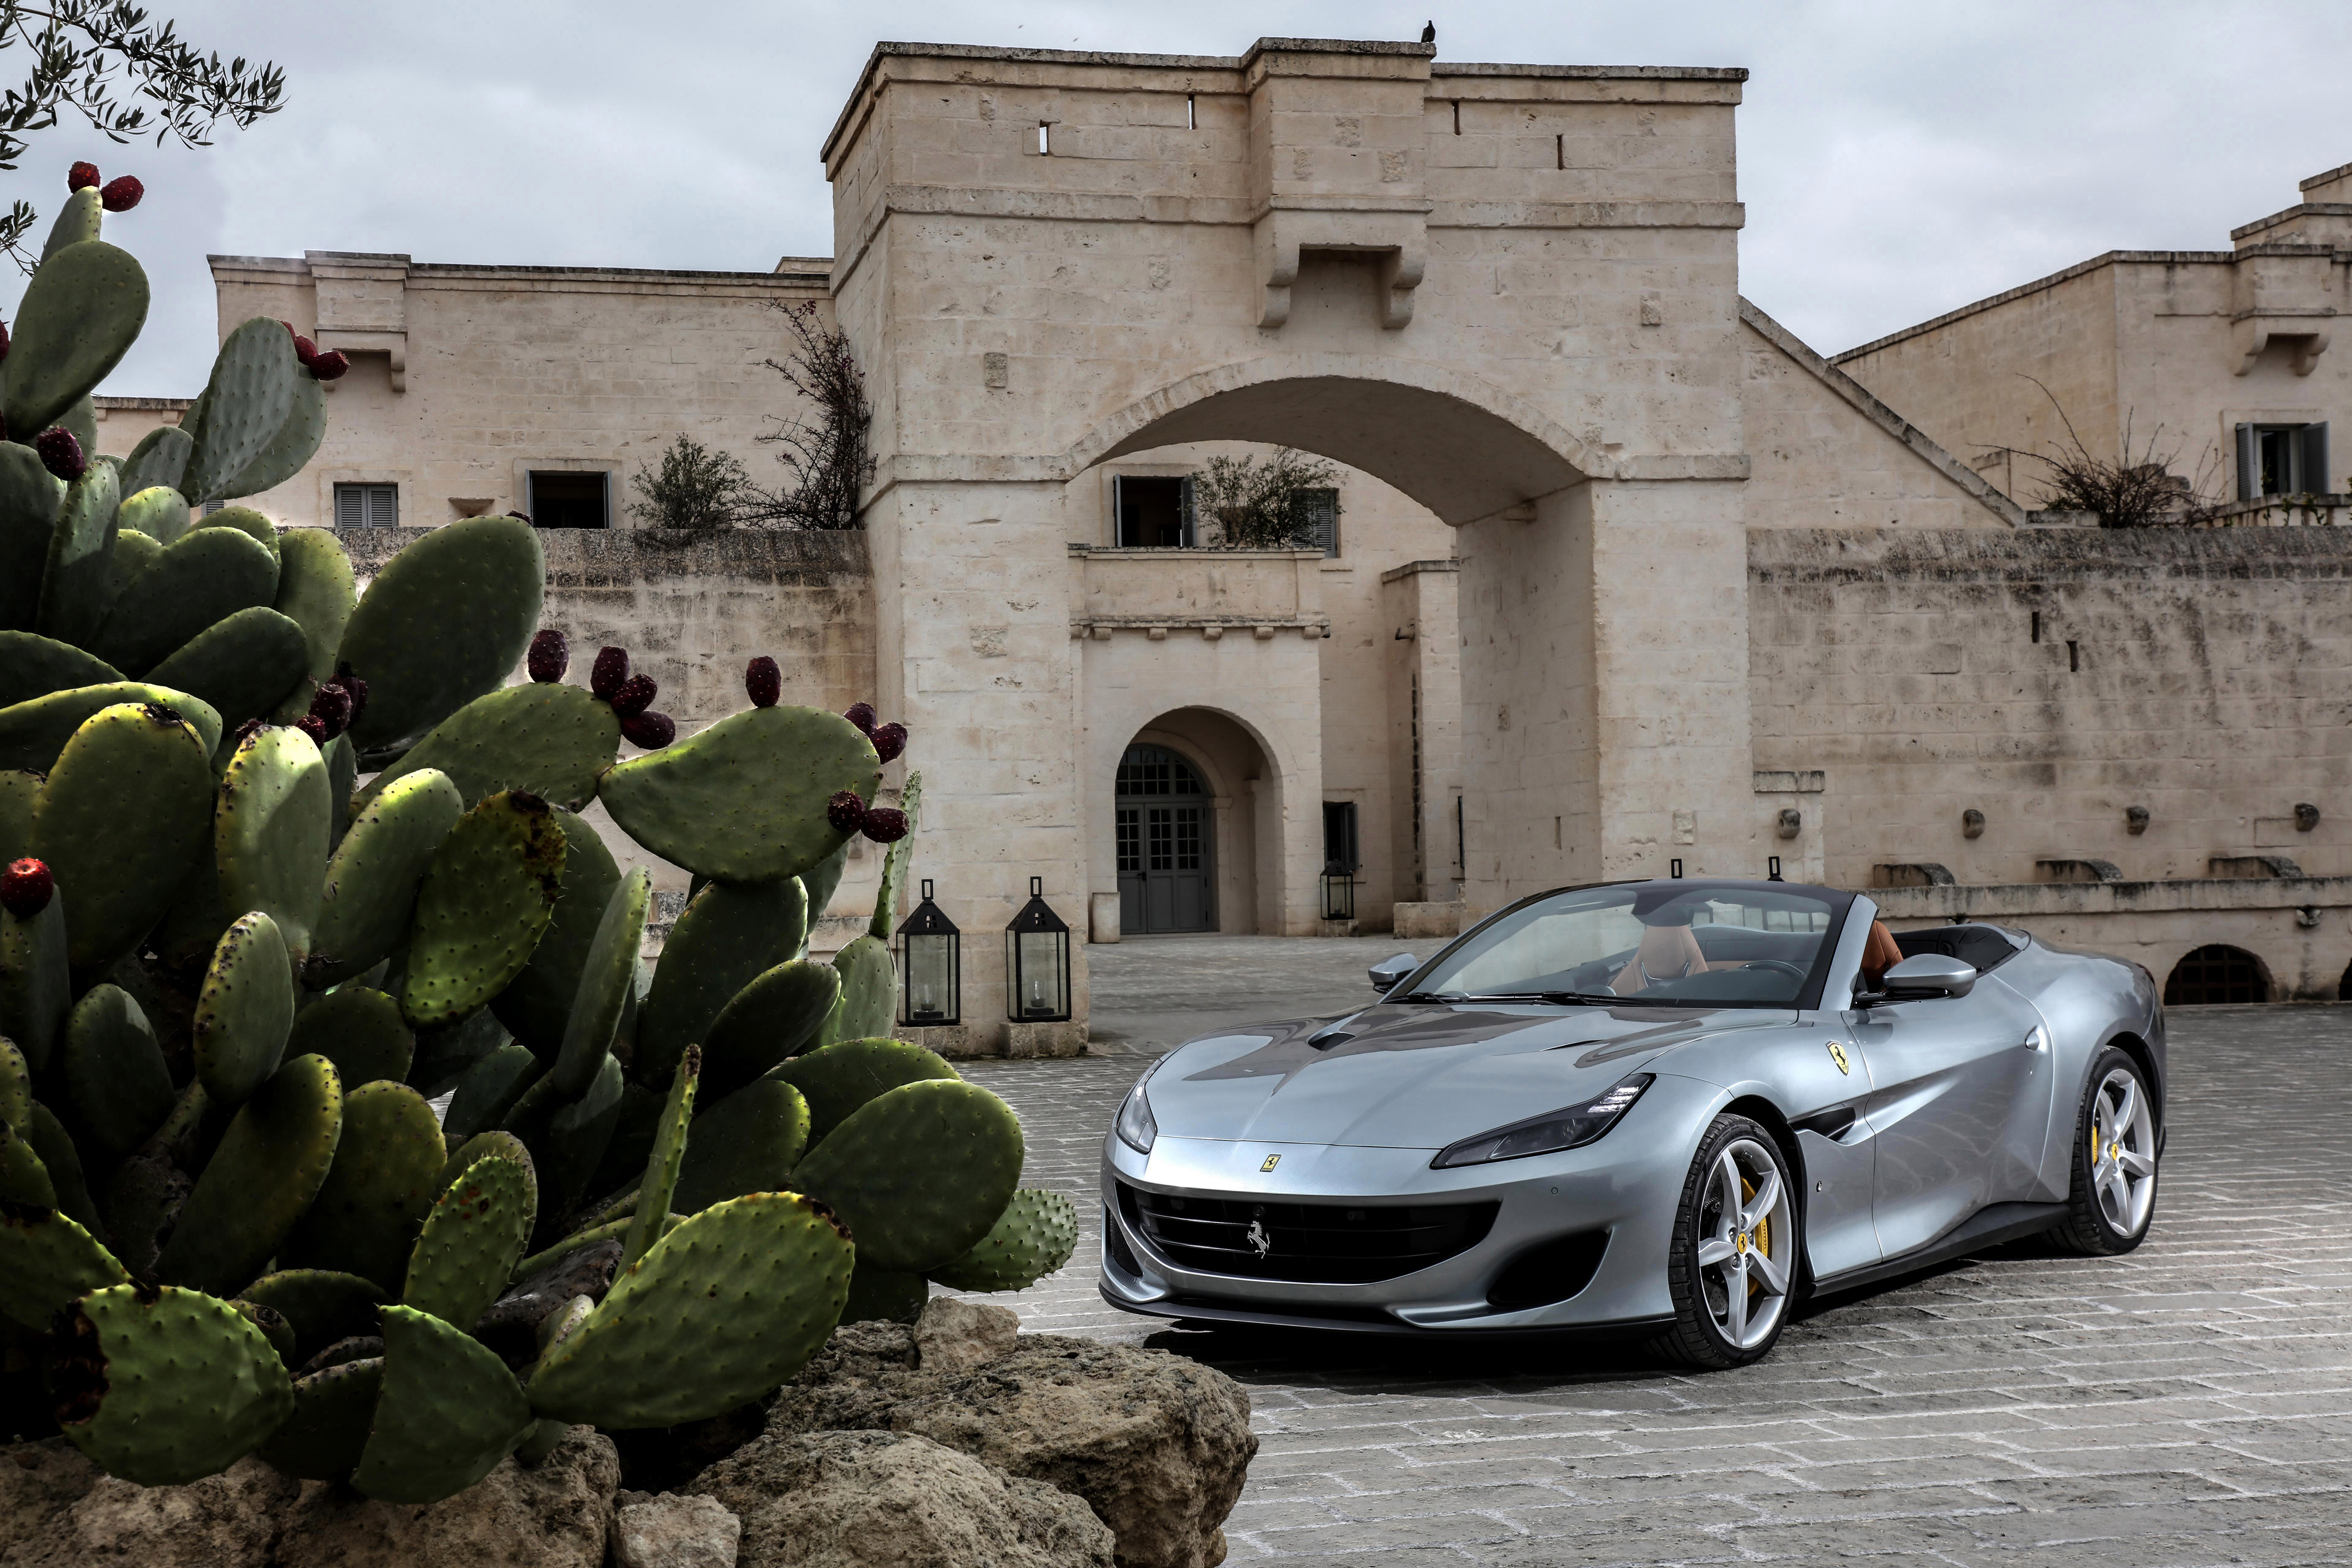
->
1004;876;1073;1023
896;880;962;1026
1015;931;1067;1017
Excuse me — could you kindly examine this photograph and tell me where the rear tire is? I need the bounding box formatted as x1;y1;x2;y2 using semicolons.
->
1649;1114;1800;1369
2051;1047;2158;1256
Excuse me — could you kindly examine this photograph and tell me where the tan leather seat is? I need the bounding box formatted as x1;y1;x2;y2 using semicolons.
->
1861;920;1902;990
1611;922;1707;994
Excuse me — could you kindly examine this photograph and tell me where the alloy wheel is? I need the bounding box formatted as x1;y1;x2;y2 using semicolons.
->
1693;1137;1794;1352
2088;1066;2157;1236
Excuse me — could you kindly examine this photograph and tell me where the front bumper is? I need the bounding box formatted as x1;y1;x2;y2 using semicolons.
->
1098;1073;1722;1333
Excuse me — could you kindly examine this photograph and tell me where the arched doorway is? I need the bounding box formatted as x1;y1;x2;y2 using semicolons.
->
2164;944;2272;1005
1115;745;1216;934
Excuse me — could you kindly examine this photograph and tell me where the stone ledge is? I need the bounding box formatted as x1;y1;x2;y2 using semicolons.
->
1872;874;2352;921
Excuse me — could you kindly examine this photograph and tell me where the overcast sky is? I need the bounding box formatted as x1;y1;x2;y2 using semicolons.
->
22;1;2352;398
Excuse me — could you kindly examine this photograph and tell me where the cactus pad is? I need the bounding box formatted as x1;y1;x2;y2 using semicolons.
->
525;1190;853;1428
195;505;279;564
24;1100;95;1231
30;699;214;980
868;770;921;939
790;1080;1024;1273
214;371;326;503
401;789;565;1028
0;893;70;1072
0;1201;128;1331
527;1051;628;1226
53;1281;292;1486
156;1052;344;1297
597;705;880;885
144;604;311;729
216;725;331;964
191;911;296;1108
700;959;840;1097
550;868;649;1097
179;317;301;504
772;1037;960;1144
0;630;118;710
625;1050;699;1270
269;525;355;688
113;482;188;545
361;682;621;812
925;1187;1080;1292
309;766;463;985
636;877;807;1086
352;1304;534;1503
257;1354;381;1481
0;1036;24;1131
443;1043;544;1141
0;1114;53;1205
435;1129;539;1218
403;1152;535;1331
822;935;898;1050
37;187;101;261
338;516;545;752
4;239;149;438
98;527;158;625
0;679;220;771
674;1078;808;1214
286;985;414;1087
489;804;618;1056
0;445;62;634
238;1268;386;1366
281;1080;446;1292
840;1261;929;1325
60;982;176;1159
91;523;277;676
33;463;120;650
121;425;194;503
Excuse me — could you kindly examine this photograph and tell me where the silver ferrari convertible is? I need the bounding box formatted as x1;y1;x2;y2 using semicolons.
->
1099;878;2164;1366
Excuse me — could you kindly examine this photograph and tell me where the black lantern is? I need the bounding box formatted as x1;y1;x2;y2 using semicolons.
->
1319;870;1356;920
896;878;961;1027
1004;876;1071;1023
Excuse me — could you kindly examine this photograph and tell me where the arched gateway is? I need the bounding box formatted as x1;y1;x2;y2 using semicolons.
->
832;38;1758;1022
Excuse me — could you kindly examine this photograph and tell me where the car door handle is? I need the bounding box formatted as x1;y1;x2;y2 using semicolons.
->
2021;1025;2049;1052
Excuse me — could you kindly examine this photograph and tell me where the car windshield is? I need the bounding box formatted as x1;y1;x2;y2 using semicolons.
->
1401;882;1849;1009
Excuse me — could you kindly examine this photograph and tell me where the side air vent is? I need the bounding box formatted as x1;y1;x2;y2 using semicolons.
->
1486;1229;1610;1310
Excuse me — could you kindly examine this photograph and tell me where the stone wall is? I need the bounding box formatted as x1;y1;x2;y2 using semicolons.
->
1751;524;2352;996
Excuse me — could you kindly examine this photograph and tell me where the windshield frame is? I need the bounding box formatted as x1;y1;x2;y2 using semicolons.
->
1391;878;1863;1012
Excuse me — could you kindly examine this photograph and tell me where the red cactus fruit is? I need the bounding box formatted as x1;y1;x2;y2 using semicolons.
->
292;334;320;366
827;791;867;833
527;628;570;683
230;718;266;750
860;807;908;844
842;702;877;736
98;176;141;212
620;709;675;749
308;350;349;382
610;673;657;718
871;722;907;764
331;673;369;726
294;714;327;745
591;646;629;700
308;682;353;738
33;427;83;482
67;162;98;193
745;656;780;708
1;857;53;919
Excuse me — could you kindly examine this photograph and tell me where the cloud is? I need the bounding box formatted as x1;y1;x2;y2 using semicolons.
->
9;0;2347;397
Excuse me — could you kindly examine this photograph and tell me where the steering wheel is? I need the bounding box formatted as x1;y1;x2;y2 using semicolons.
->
1740;959;1806;979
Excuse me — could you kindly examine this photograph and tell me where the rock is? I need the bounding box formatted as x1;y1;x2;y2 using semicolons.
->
274;1426;620;1567
474;1237;623;1366
0;1442;295;1567
910;1296;1018;1374
767;1328;1253;1568
0;1426;621;1567
688;1428;1111;1568
614;1492;741;1568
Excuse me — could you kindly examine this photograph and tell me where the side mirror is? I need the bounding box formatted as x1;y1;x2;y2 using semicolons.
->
1368;953;1419;993
1864;953;1977;1004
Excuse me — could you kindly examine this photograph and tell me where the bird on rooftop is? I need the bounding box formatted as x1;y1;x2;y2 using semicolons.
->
1421;21;1436;42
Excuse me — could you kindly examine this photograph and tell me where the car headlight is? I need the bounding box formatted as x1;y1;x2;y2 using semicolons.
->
1113;1060;1165;1155
1429;1074;1653;1169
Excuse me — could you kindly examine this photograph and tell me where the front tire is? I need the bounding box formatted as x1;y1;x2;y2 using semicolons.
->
2051;1047;2158;1256
1650;1115;1800;1368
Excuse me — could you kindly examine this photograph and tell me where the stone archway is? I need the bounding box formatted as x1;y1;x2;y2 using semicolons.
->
830;37;1755;1025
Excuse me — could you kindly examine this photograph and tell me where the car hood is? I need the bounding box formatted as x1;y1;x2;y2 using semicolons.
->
1143;1002;1792;1150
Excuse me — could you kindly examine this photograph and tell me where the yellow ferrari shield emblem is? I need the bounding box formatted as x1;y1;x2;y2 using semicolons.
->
1260;1153;1281;1172
1827;1041;1851;1076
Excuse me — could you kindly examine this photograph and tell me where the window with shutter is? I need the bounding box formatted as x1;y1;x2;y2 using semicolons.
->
1300;487;1340;556
2300;423;2331;496
2241;422;2329;498
332;483;398;527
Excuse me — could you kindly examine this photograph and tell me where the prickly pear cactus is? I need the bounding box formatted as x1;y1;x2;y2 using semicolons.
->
0;168;1057;1504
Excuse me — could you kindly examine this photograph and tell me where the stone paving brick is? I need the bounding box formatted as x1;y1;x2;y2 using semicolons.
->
954;1000;2352;1562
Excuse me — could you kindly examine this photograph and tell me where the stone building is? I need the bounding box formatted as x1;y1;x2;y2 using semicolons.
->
161;37;2351;1039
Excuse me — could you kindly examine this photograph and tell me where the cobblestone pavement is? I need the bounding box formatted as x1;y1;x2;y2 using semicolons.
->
960;999;2352;1566
1085;933;1419;1055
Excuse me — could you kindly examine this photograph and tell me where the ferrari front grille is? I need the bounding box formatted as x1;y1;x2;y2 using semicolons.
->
1117;1182;1498;1283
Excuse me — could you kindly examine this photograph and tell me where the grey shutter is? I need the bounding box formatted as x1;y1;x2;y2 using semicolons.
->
1110;474;1124;545
201;498;226;517
2235;423;2258;500
2299;423;2330;495
1179;474;1197;547
1307;488;1340;556
334;486;359;527
370;485;399;528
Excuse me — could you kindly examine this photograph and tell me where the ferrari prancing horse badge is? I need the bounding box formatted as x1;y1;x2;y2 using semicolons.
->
1827;1041;1851;1075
